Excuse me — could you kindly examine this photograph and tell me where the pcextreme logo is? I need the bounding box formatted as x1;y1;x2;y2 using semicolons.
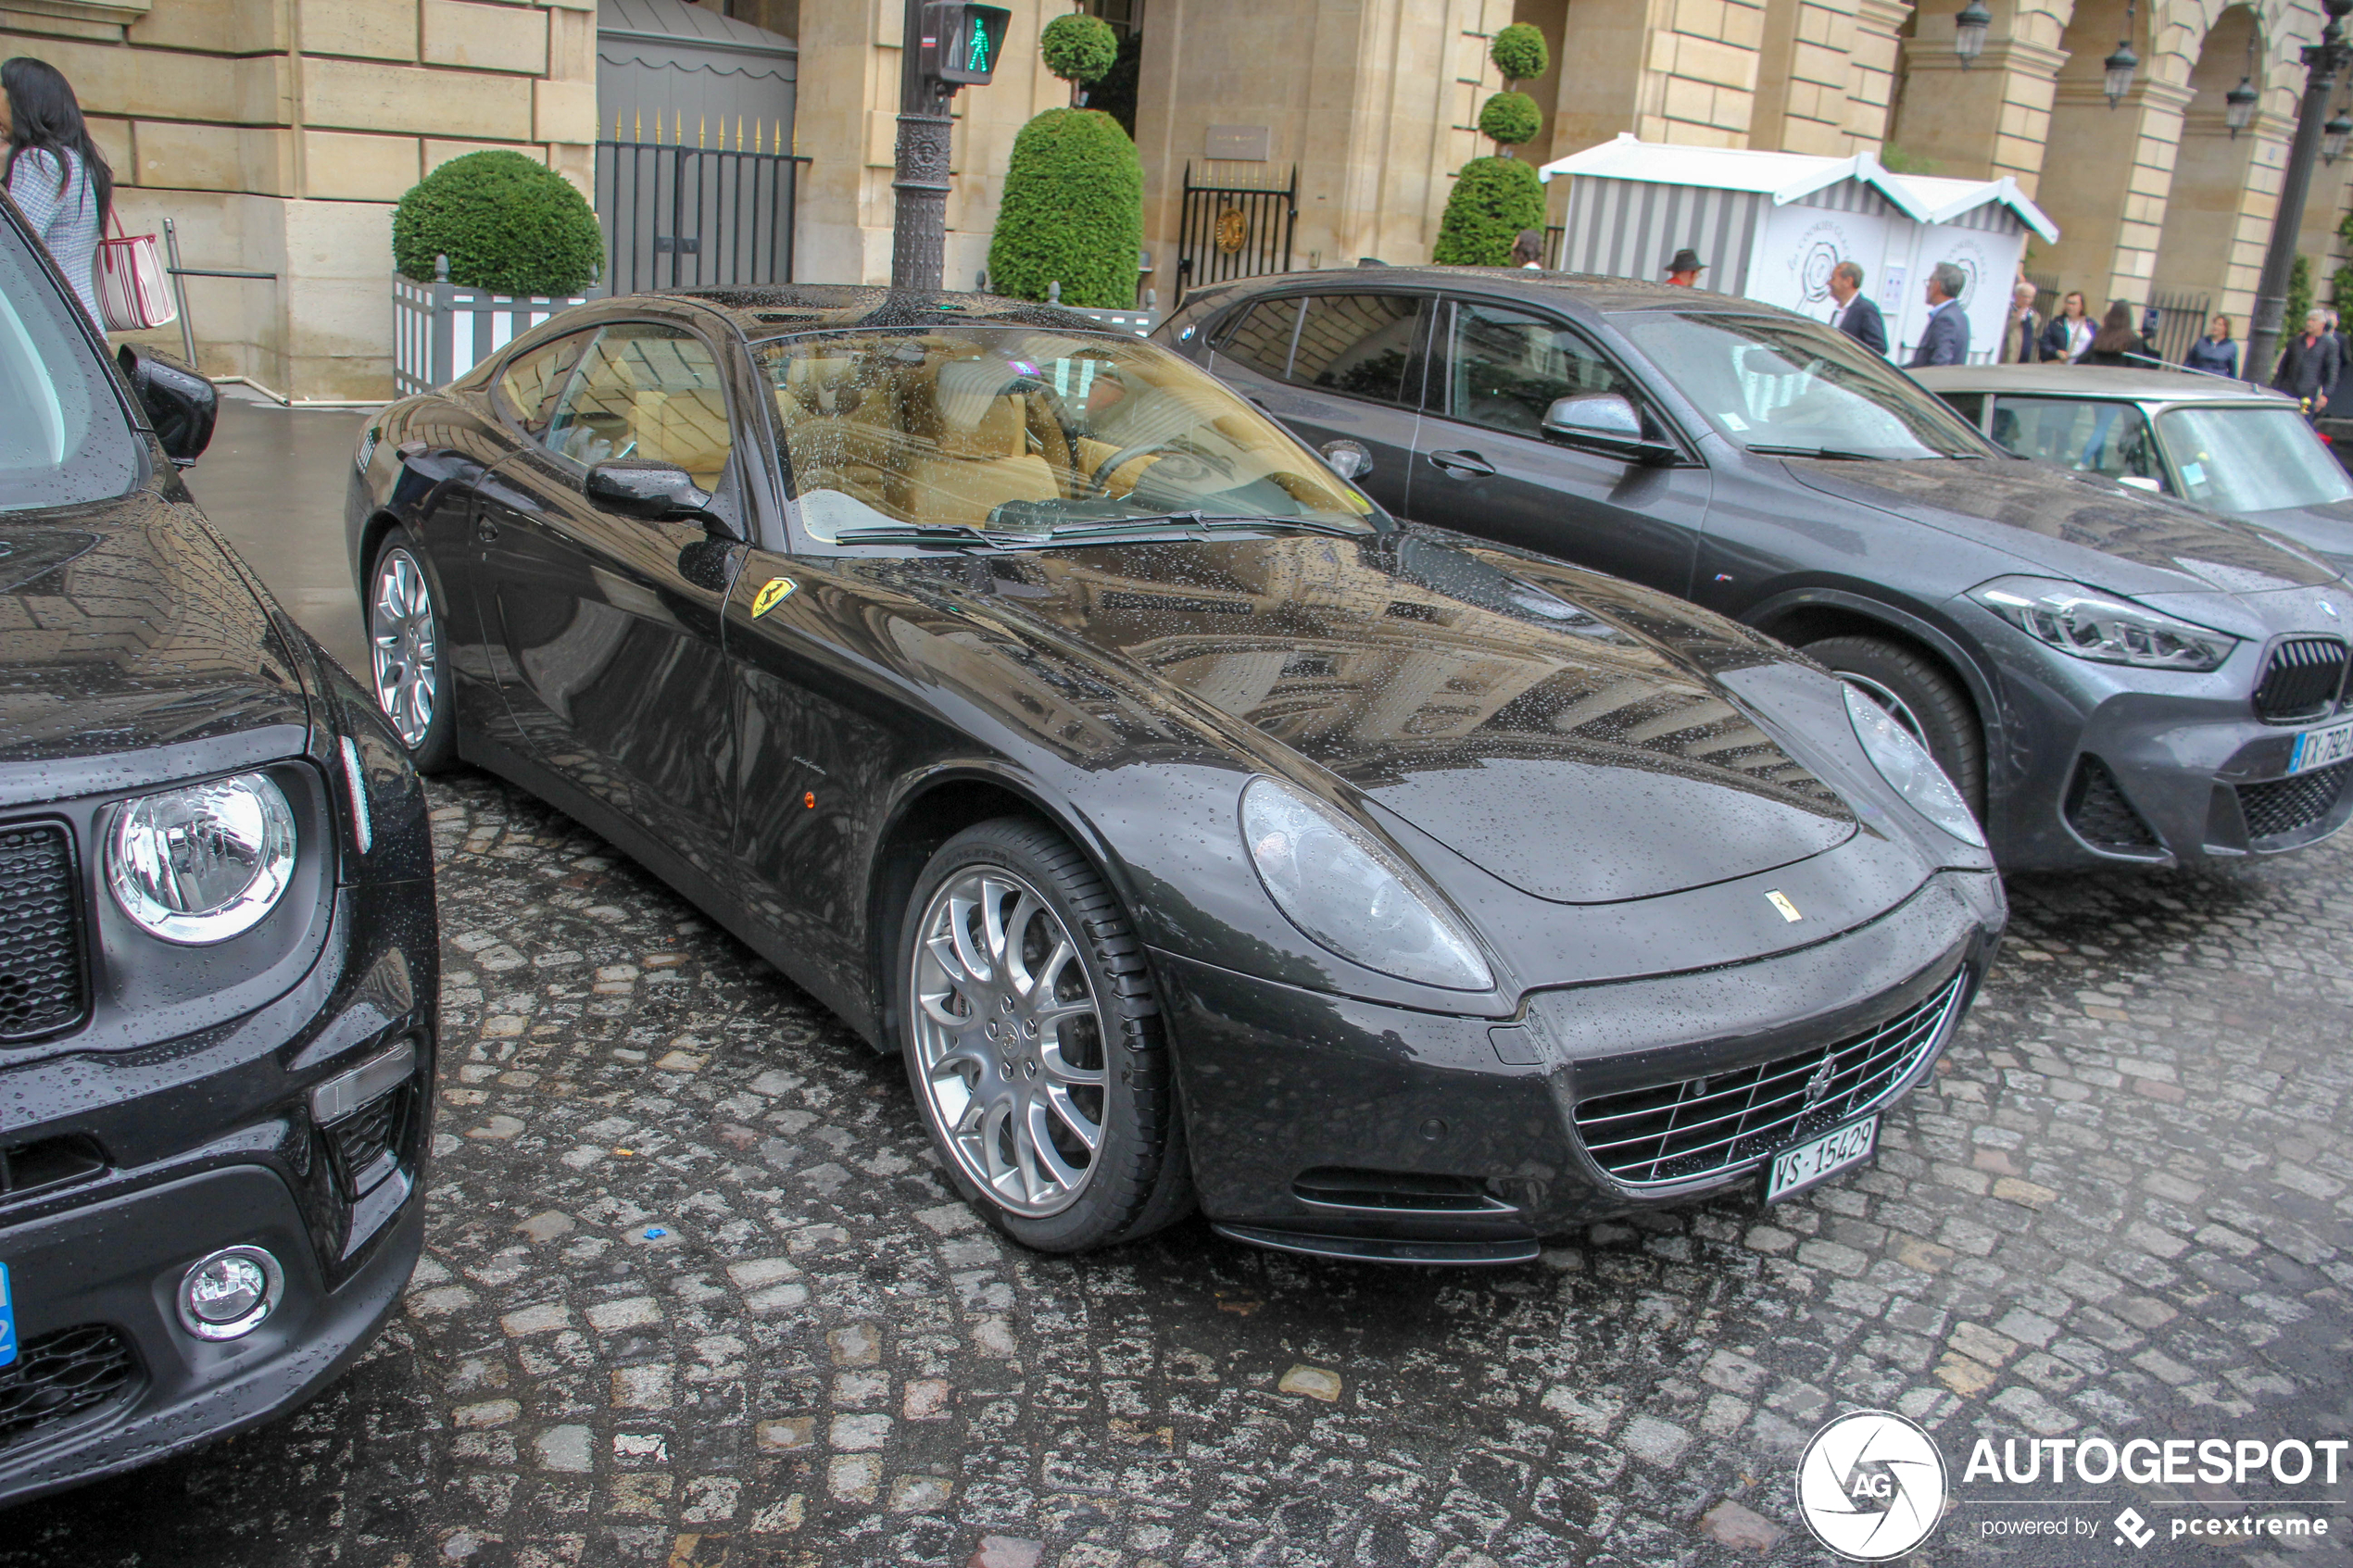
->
1796;1410;1949;1561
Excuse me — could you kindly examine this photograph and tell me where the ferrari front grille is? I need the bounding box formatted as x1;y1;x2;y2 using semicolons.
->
1573;970;1968;1190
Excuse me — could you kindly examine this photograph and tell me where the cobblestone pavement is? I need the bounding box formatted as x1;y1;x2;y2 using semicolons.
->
4;768;2348;1568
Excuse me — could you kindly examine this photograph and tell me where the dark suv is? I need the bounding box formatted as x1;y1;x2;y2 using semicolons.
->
0;195;435;1500
1162;270;2353;871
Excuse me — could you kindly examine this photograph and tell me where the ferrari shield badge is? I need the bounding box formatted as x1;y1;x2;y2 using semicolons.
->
751;577;798;619
1767;890;1803;923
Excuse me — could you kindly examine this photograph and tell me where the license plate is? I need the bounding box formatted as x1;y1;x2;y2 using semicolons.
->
2289;717;2353;775
1766;1114;1878;1203
0;1261;17;1368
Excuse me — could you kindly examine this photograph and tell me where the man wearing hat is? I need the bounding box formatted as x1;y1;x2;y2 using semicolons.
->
1664;248;1704;286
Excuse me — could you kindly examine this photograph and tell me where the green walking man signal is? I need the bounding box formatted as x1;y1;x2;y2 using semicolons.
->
918;3;1012;90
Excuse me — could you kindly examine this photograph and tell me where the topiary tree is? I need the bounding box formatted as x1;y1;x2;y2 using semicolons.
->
2287;252;2314;341
1040;12;1118;107
393;150;601;296
1491;22;1549;88
1433;155;1546;267
1478;91;1541;154
988;107;1141;307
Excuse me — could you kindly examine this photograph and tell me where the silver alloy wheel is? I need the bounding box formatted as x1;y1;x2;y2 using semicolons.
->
909;866;1109;1218
1840;672;1928;749
370;546;438;749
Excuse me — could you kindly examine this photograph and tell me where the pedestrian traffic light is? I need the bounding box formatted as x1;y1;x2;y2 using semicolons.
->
920;4;1011;89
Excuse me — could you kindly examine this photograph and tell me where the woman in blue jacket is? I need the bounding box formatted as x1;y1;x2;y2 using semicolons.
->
2183;314;2240;379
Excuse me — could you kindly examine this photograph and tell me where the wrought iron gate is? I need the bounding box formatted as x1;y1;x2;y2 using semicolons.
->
2144;284;2214;367
597;114;810;294
1174;164;1297;304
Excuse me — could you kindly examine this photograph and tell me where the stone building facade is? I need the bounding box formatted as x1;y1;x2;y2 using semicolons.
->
4;0;2349;396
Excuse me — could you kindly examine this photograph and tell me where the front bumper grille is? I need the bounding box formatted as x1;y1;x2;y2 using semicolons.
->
1574;970;1969;1189
0;825;85;1043
2254;636;2348;723
2065;756;2159;850
0;1323;139;1451
2238;759;2353;840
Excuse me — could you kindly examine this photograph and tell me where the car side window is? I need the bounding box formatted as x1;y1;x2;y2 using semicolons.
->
1441;301;1639;437
1216;295;1302;382
1988;396;2163;487
1289;295;1422;406
1936;391;1986;429
493;332;590;437
545;323;736;490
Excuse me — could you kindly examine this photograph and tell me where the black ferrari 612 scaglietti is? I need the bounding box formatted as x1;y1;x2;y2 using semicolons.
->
349;285;2004;1264
0;198;434;1500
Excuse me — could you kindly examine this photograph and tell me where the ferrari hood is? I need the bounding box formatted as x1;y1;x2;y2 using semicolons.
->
0;495;308;771
1779;458;2343;599
958;530;1858;904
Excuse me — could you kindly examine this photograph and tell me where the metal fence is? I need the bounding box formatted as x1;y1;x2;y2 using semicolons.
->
392;267;600;398
1174;164;1297;305
596;115;810;294
2144;284;2213;367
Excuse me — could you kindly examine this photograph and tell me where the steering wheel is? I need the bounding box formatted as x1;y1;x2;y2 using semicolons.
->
1088;439;1190;497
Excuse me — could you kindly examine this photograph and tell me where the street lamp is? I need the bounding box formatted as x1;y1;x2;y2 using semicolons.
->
2105;0;2140;105
1955;0;1992;67
2246;0;2353;381
2226;76;2259;135
2326;105;2353;161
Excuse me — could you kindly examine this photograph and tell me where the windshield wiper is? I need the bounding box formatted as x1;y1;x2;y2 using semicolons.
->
831;522;1006;549
1041;512;1365;542
1745;443;1982;461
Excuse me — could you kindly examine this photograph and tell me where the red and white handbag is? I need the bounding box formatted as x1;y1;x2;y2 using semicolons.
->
96;208;176;332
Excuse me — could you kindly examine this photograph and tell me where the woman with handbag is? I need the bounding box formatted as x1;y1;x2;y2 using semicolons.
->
4;56;111;331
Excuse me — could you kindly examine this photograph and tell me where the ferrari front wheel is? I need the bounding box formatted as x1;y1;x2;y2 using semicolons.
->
898;818;1192;1252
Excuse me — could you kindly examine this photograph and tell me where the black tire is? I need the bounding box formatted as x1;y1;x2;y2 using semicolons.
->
365;526;458;774
896;817;1193;1252
1803;633;1985;818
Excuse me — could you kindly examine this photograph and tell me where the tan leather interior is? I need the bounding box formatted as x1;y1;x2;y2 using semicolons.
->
633;386;733;489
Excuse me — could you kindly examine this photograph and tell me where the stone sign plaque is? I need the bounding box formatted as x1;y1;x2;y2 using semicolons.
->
1204;124;1272;162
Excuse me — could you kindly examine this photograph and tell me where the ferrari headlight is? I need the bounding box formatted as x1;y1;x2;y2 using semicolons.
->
107;771;296;944
1240;777;1492;991
1969;575;2236;671
1843;685;1984;848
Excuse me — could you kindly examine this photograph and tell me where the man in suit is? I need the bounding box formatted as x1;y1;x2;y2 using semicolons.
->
1826;261;1887;356
2272;308;2341;415
1908;263;1971;368
2002;280;2044;363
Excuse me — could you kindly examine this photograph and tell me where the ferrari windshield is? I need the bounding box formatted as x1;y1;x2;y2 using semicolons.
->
755;328;1378;543
1614;310;1989;459
2157;403;2353;514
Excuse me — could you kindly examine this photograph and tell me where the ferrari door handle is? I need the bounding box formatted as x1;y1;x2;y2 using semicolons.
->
1427;448;1496;478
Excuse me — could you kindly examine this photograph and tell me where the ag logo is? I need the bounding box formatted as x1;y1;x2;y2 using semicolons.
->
1795;1409;1947;1561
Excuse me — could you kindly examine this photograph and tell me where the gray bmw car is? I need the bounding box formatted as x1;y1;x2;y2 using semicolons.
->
1162;270;2353;871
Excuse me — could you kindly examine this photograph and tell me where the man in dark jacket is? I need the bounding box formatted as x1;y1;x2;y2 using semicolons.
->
1826;261;1887;356
1908;263;1971;368
2273;309;2341;413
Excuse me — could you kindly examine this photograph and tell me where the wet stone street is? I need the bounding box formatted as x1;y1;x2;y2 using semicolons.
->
0;761;2343;1567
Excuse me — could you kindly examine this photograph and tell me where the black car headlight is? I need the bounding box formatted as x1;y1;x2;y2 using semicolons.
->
107;771;298;944
1969;575;2237;671
1844;684;1985;848
1239;777;1492;991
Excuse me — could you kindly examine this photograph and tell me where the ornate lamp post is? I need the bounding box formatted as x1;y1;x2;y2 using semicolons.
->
2105;2;2141;107
2226;31;2260;137
2326;102;2353;161
2247;0;2353;382
1955;0;1992;67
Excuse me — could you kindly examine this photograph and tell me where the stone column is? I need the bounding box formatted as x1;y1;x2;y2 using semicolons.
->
1843;0;1908;152
2035;70;2196;309
1886;3;2068;188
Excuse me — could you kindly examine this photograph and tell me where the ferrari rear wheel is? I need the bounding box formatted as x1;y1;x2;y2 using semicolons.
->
368;527;457;773
899;818;1192;1252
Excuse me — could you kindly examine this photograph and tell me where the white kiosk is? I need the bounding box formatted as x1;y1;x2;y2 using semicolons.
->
1536;136;2057;363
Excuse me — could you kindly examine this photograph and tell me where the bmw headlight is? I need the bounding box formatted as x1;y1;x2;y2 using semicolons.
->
1969;575;2236;671
1239;777;1492;991
1843;684;1985;848
107;771;297;944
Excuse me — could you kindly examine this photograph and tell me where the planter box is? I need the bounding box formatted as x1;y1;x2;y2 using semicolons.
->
392;269;600;398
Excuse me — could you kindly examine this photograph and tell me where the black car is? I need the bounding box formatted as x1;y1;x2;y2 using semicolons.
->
0;200;435;1500
348;285;2001;1265
1161;270;2353;871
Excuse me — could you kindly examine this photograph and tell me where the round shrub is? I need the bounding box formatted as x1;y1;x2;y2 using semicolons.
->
1478;91;1541;150
1040;13;1119;84
1491;22;1550;85
1433;156;1546;267
393;150;602;296
988;108;1141;308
